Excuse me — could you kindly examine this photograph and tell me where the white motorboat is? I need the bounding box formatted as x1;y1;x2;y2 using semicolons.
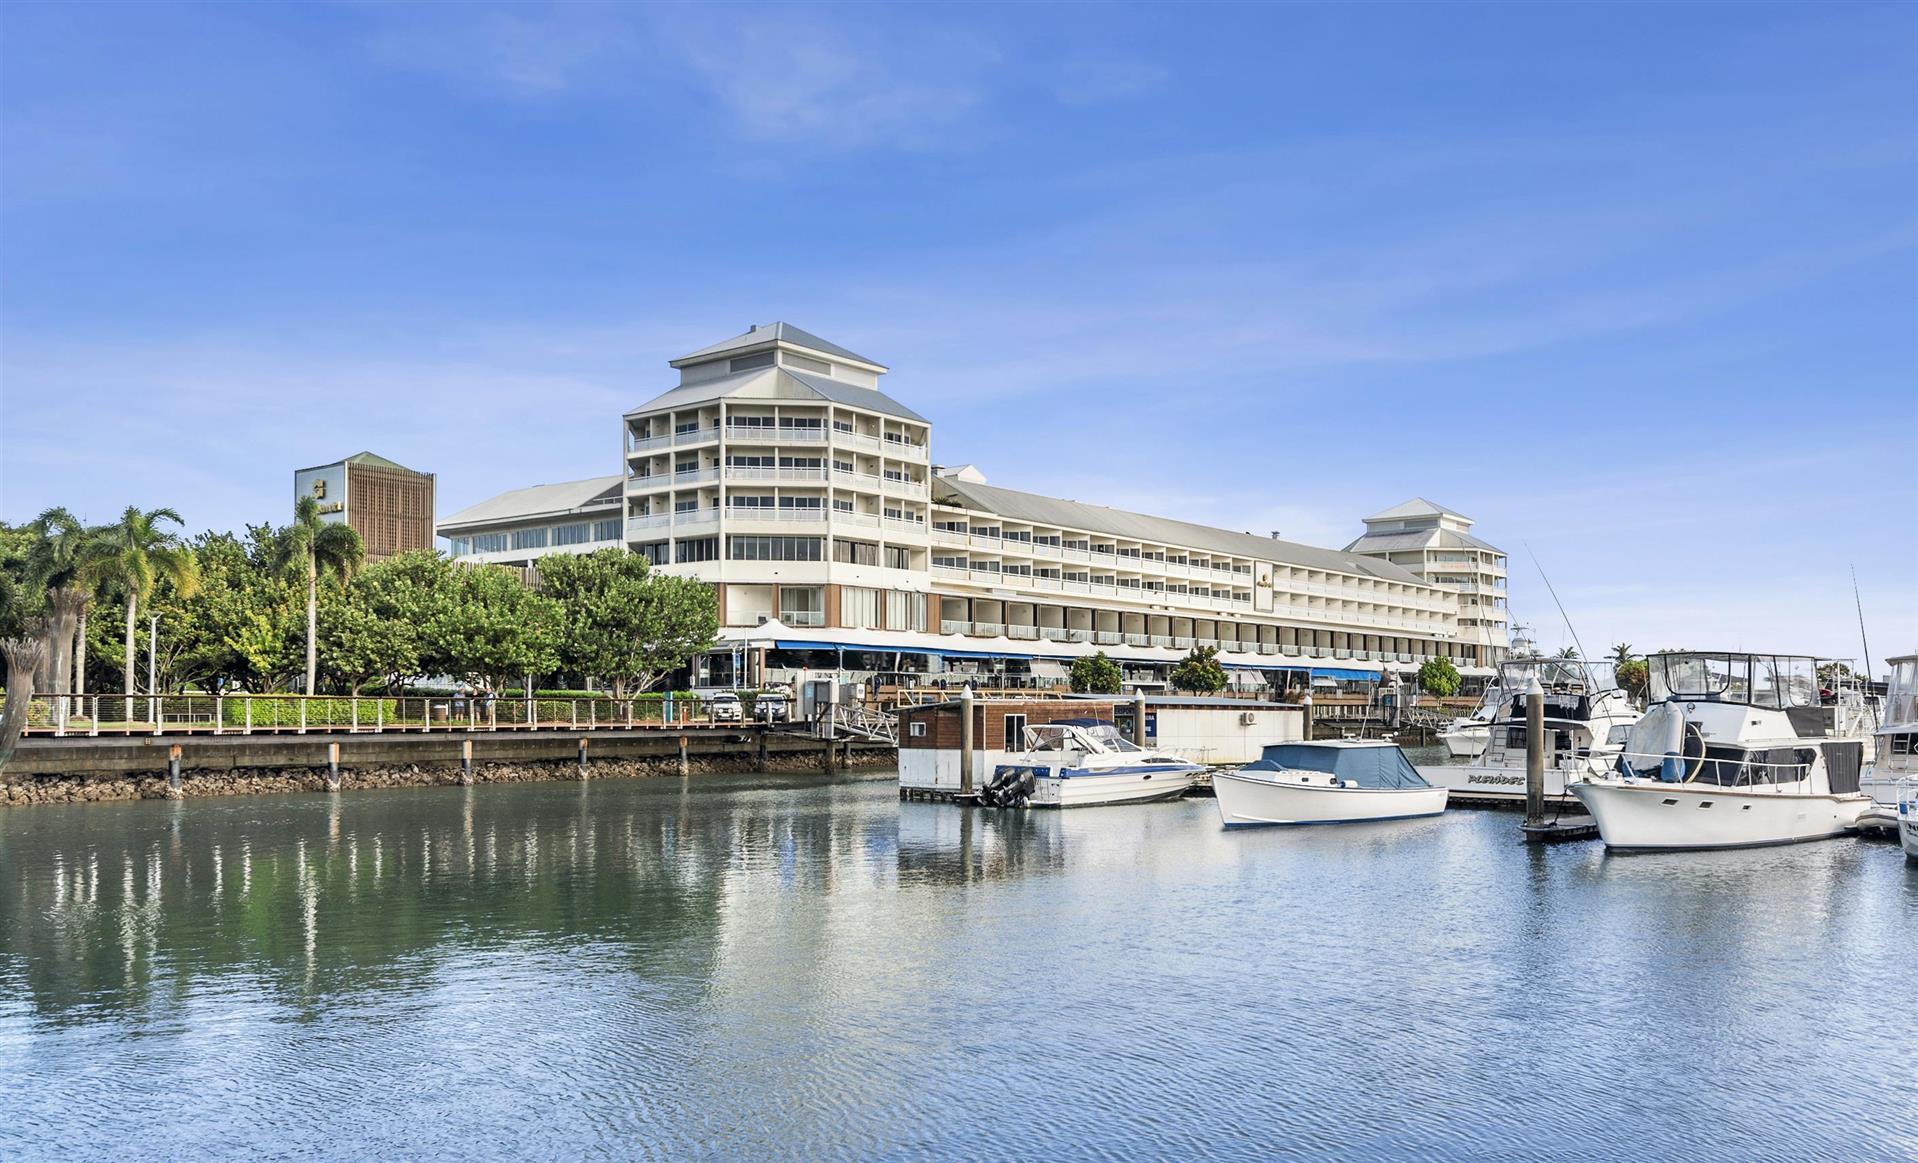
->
1214;741;1447;826
1570;652;1872;851
1436;681;1503;758
985;720;1203;808
1859;653;1915;834
1899;778;1918;860
1416;657;1640;804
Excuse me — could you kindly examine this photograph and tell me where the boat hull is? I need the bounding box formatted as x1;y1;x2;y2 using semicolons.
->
1570;779;1870;851
1213;770;1448;826
1028;765;1198;808
1415;761;1586;804
1901;783;1918;860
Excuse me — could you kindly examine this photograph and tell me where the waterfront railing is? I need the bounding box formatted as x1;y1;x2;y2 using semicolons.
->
19;693;745;739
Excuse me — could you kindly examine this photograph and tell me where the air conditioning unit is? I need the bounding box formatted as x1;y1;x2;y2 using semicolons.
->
757;614;769;625
1239;711;1258;726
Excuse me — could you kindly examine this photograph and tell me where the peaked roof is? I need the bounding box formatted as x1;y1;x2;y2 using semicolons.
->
299;450;427;475
438;475;623;530
626;366;926;423
671;322;883;370
1364;497;1468;523
932;476;1427;584
1345;528;1504;554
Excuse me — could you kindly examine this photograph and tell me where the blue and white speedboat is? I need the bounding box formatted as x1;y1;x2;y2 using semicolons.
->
1214;741;1448;826
990;721;1203;808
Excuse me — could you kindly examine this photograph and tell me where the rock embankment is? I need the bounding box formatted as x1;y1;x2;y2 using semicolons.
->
0;749;894;807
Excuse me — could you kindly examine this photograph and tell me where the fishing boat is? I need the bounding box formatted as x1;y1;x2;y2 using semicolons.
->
1214;741;1447;826
1570;652;1872;851
1436;681;1503;758
986;720;1204;808
1415;657;1640;804
1859;652;1915;833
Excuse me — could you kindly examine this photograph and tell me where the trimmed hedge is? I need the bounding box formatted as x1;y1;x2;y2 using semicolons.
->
221;698;400;728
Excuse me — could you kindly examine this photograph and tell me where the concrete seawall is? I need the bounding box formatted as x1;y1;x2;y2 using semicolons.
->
2;729;896;807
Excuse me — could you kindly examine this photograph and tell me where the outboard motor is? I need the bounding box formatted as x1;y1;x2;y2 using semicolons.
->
978;766;1036;808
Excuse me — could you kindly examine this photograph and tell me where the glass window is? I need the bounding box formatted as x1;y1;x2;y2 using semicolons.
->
841;586;878;629
593;518;621;542
886;590;926;632
675;537;719;563
510;528;548;550
884;546;912;570
471;532;507;553
834;539;879;566
1004;713;1027;751
728;351;775;372
553;522;592;546
449;537;471;556
636;541;668;565
727;536;823;561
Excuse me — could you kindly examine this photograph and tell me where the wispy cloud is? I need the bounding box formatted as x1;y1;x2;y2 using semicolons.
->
366;3;641;97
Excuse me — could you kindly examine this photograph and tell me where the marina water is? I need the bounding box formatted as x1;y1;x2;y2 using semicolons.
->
2;769;1912;1160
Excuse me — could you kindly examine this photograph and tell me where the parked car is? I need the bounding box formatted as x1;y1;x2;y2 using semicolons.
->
753;692;790;723
707;690;743;723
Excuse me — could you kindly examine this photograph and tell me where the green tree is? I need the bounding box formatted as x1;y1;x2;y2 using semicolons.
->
428;564;561;693
91;507;200;707
1168;645;1228;694
318;582;419;696
537;549;717;695
1555;646;1579;659
24;507;107;705
1069;651;1123;694
272;496;365;696
1817;662;1853;687
1615;658;1650;703
1416;656;1461;698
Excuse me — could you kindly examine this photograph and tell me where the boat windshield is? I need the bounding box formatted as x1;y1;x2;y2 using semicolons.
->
1024;722;1139;753
1498;658;1613;694
1651;653;1818;709
1884;656;1918;731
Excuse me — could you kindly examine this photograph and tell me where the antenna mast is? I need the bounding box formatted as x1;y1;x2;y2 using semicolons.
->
1524;543;1589;663
1852;564;1872;681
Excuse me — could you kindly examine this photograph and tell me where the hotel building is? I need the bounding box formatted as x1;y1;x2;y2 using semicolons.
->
1345;499;1510;666
293;451;436;563
442;323;1504;691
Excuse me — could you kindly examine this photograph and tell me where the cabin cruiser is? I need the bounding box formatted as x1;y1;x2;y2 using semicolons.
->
1214;741;1447;826
1900;779;1918;860
1415;657;1640;804
1436;681;1503;758
1859;653;1916;834
984;720;1205;808
1570;652;1871;851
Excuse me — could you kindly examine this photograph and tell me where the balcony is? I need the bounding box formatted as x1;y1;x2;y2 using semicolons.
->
674;510;719;529
879;436;929;460
1007;626;1039;641
625;515;672;538
940;619;969;635
627;432;676;454
972;622;1005;637
673;469;718;486
724;466;826;483
723;507;827;526
832;469;885;490
883;517;929;535
881;476;926;497
779;611;826;628
724;424;827;444
1039;627;1068;642
836;511;882;529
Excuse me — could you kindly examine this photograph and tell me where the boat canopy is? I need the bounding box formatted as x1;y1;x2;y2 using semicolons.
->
1245;743;1431;789
1649;652;1820;710
1882;655;1918;732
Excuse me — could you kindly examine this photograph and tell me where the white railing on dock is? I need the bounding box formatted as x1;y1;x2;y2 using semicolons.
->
17;693;760;738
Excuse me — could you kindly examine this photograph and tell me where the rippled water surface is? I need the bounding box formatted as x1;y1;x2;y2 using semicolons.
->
2;771;1913;1161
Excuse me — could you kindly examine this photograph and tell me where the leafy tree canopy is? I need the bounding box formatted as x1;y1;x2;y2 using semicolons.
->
1417;656;1461;698
536;549;717;696
1069;651;1123;694
1169;645;1228;694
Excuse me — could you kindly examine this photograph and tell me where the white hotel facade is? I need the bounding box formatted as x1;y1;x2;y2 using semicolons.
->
440;323;1508;691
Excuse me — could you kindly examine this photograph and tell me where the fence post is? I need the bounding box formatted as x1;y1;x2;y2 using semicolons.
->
578;736;590;778
168;744;182;794
526;696;534;728
626;700;634;730
352;698;360;733
571;700;579;730
488;699;496;731
298;699;307;735
377;698;384;732
150;695;158;735
678;733;689;777
89;696;100;738
326;741;341;791
461;738;474;785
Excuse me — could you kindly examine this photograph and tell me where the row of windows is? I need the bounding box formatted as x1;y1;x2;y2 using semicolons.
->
840;587;928;632
449;517;621;557
728;536;823;562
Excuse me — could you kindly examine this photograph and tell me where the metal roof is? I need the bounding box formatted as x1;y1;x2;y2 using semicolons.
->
671;322;884;370
931;476;1429;584
1363;497;1468;523
1345;528;1505;554
438;475;623;531
296;450;427;475
625;367;926;423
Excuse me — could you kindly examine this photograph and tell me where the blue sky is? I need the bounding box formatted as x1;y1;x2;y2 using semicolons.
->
3;1;1913;664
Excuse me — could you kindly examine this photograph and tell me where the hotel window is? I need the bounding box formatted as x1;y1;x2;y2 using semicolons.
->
973;560;1001;574
1035;568;1061;580
1117;578;1141;589
593;518;621;542
728;351;776;372
675;537;719;564
973;526;1001;539
886;590;927;632
675;459;699;473
777;417;823;431
1063;539;1089;550
728;496;775;510
933;555;967;569
728;454;775;468
510;528;549;551
832;419;854;434
841;586;878;629
727;535;823;561
934;520;967;535
636;541;668;565
884;546;912;570
1034;535;1061;547
1093;544;1117;555
834;539;880;566
1064;571;1089;583
553;522;593;546
779;456;822;469
675;500;700;513
832;499;855;514
833;459;855;474
1093;575;1116;586
674;420;701;435
884;507;905;521
779;586;824;625
448;537;471;556
1003;530;1032;543
470;533;507;553
1117;547;1142;559
1003;564;1033;577
779;496;822;510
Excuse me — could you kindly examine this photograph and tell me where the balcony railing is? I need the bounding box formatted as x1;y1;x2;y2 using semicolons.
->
779;611;826;627
724;507;829;524
724;466;827;482
724;424;828;444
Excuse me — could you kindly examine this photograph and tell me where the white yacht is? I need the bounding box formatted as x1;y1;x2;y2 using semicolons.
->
1415;657;1640;804
1859;652;1916;833
1214;741;1447;826
1436;681;1503;758
1570;652;1871;851
1900;778;1918;861
985;721;1204;808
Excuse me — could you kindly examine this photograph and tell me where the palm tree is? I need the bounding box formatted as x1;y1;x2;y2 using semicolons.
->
1555;646;1579;659
25;507;106;717
1611;642;1636;666
273;495;364;696
92;507;200;718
